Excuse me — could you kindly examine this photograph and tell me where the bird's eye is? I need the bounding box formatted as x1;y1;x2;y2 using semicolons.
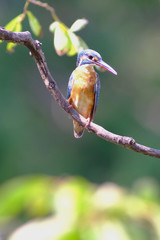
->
88;55;94;60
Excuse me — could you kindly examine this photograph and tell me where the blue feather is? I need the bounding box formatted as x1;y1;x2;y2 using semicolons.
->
67;72;73;99
91;73;100;120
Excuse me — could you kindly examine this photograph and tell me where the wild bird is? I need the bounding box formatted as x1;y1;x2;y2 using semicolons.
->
67;49;117;138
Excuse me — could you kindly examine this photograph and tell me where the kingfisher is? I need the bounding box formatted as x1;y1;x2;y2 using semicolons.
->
67;49;117;138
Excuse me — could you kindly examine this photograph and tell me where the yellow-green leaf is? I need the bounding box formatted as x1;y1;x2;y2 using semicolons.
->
6;22;22;52
5;14;24;32
6;42;17;53
0;14;24;45
67;31;88;56
49;21;59;33
53;23;71;56
27;11;42;36
70;19;88;32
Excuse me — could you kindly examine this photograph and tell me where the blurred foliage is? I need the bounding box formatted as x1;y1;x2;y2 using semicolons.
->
0;0;159;185
0;175;160;239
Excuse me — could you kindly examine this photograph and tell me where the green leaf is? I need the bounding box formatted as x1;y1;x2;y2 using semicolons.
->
66;32;77;56
6;22;22;52
6;42;17;53
67;31;88;56
70;19;88;32
0;14;24;44
5;14;24;32
53;23;71;56
27;11;42;36
50;21;88;56
49;21;59;33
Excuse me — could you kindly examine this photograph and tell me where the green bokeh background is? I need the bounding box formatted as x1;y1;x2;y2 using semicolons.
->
0;0;160;185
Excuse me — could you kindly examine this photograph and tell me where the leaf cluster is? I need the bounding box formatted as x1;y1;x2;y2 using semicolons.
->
49;19;88;56
0;0;88;55
0;11;41;52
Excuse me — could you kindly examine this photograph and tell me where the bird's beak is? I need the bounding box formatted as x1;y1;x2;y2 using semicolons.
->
96;60;117;75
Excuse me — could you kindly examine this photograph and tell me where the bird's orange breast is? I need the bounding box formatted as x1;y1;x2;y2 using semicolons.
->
68;65;97;119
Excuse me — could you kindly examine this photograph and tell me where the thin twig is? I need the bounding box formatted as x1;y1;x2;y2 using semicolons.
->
23;0;30;15
28;0;60;22
0;27;160;158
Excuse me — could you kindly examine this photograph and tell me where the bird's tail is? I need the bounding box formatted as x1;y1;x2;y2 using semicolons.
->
73;121;84;138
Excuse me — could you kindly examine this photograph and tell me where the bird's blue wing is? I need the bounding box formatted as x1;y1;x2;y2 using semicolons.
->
91;73;100;120
67;72;74;100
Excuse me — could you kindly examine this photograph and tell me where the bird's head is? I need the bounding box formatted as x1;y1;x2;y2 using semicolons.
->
77;49;117;75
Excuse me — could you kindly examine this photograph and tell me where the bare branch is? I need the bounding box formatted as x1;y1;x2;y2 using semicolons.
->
0;27;160;158
24;0;61;22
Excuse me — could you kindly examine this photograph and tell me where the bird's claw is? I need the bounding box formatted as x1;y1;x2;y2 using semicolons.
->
68;104;73;109
85;117;91;128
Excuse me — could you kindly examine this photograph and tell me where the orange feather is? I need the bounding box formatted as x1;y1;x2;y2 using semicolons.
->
68;65;97;119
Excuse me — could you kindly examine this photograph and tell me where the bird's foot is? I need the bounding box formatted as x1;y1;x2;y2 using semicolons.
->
68;104;73;109
67;99;73;109
85;117;91;130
